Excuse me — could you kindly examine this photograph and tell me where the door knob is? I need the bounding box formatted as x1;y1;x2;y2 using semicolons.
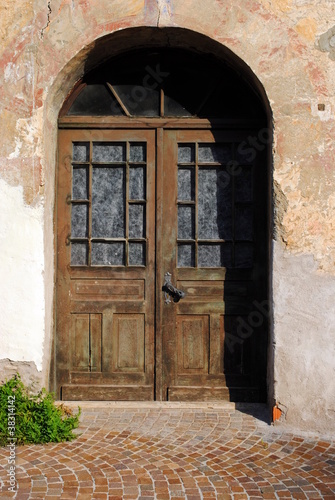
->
162;272;185;304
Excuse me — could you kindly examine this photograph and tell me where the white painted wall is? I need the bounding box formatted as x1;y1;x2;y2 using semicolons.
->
273;241;335;434
0;179;45;372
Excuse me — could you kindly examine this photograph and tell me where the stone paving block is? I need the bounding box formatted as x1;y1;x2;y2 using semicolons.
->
0;404;334;499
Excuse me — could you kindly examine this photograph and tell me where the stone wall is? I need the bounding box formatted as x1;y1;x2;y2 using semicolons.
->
0;0;334;433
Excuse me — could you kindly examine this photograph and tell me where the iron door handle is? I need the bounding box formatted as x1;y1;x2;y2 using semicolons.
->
162;272;185;304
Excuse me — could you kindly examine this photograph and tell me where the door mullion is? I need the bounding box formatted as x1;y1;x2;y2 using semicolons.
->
155;127;164;401
125;141;130;266
195;142;199;268
88;141;93;266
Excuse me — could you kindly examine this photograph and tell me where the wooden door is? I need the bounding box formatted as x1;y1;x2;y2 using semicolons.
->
56;127;268;401
160;130;268;402
56;129;156;400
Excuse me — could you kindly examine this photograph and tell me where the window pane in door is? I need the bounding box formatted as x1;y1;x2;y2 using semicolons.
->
178;244;195;268
129;205;145;238
235;166;253;202
129;167;145;200
92;242;125;266
198;243;232;268
129;242;146;266
72;166;88;200
198;144;232;163
235;206;253;241
198;168;232;240
235;242;253;268
92;143;126;163
71;242;88;266
71;204;88;238
178;144;195;163
178;206;195;239
73;142;89;162
92;167;125;238
178;167;195;201
129;143;146;162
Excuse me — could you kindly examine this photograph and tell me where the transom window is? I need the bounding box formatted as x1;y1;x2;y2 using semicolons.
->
62;49;264;120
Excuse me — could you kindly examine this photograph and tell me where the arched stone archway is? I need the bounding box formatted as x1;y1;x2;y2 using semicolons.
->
49;28;272;403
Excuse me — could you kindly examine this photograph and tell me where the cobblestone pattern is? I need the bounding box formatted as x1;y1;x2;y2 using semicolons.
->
0;403;334;499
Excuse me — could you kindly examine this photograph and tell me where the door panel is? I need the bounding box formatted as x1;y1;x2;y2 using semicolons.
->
56;129;156;400
161;130;268;401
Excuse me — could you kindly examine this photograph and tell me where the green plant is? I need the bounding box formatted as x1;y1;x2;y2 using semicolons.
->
0;375;81;446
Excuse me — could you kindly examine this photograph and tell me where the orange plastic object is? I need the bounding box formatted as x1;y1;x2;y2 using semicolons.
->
273;405;282;422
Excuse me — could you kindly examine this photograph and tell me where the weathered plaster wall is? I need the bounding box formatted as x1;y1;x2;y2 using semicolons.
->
273;242;335;434
0;180;44;370
0;0;334;432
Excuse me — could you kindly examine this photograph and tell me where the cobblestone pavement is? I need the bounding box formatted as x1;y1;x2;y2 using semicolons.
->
0;402;334;499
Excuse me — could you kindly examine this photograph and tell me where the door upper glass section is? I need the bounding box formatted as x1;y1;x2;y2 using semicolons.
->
177;142;254;269
63;49;266;120
71;141;147;267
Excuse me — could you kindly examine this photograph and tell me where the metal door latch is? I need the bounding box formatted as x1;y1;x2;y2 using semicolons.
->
162;272;185;304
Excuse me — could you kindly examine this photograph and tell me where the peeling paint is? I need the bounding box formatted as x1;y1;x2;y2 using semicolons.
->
318;25;335;60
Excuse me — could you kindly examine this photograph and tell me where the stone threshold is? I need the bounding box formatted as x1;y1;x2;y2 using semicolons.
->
56;400;240;409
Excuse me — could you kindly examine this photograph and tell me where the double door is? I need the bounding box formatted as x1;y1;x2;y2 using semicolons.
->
55;128;268;401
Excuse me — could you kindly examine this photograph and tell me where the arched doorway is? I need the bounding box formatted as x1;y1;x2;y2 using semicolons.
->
55;46;270;401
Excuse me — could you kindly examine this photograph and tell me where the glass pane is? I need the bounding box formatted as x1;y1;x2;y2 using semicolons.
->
92;242;125;266
71;204;88;238
178;144;195;163
198;144;232;163
178;167;195;201
165;94;192;117
235;144;254;164
235;206;253;240
71;242;87;266
178;206;195;239
178;244;195;268
129;205;145;238
72;166;88;200
129;242;146;266
235;243;253;268
73;143;89;162
68;85;124;116
129;167;145;200
113;85;160;117
198;168;232;240
92;167;125;238
92;142;126;163
236;166;253;202
198;244;232;268
130;143;146;162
